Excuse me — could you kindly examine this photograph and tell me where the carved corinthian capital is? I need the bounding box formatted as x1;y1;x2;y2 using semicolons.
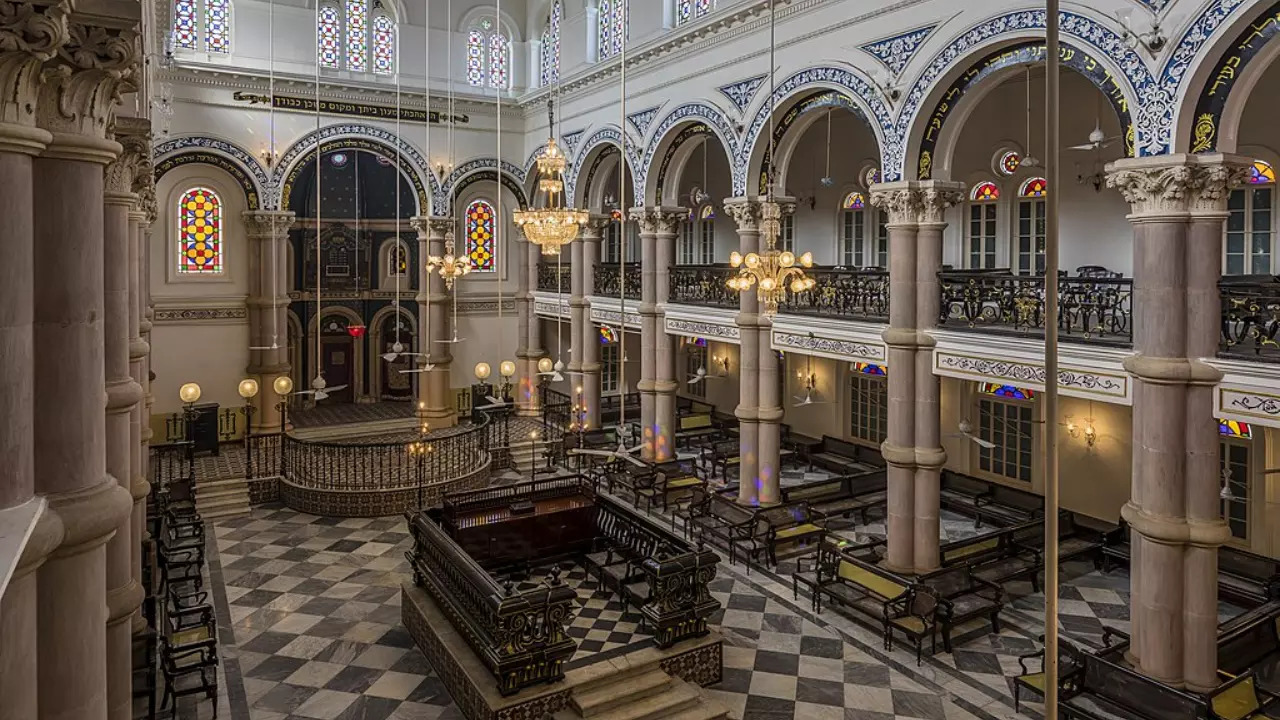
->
105;115;149;194
870;187;921;226
1188;158;1252;214
37;17;138;140
917;184;964;224
0;0;68;128
722;198;761;232
242;210;296;239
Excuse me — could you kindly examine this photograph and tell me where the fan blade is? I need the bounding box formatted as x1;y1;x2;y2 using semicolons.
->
434;337;467;344
1067;143;1095;151
313;390;328;401
249;345;279;351
381;352;399;362
967;434;997;449
327;384;348;393
688;376;704;385
485;396;506;405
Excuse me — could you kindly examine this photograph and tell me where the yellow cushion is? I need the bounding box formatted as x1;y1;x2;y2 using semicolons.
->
680;415;712;430
666;477;702;489
891;616;926;633
1214;677;1262;720
775;523;823;540
944;538;999;562
837;560;905;599
170;627;210;646
1018;673;1046;691
726;457;742;466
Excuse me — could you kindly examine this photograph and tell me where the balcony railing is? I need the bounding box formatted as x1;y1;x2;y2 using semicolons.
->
593;263;641;299
668;265;738;308
938;270;1133;346
1220;276;1280;362
537;263;573;293
782;267;890;321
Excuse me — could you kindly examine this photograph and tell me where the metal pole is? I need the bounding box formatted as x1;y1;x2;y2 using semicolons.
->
1044;0;1061;715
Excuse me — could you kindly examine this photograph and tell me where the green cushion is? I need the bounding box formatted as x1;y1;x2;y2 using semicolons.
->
1017;673;1046;692
891;616;926;633
943;538;999;563
680;415;713;430
666;476;702;489
837;560;905;600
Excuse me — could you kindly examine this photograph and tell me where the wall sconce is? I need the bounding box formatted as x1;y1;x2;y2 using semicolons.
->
712;354;730;376
435;161;453;177
1066;418;1097;448
259;147;279;168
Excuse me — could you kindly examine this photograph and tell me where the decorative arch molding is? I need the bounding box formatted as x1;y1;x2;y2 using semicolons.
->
913;40;1138;180
438;158;528;214
271;123;439;211
759;90;866;195
737;66;894;195
567;125;644;208
895;10;1156;180
1162;0;1256;150
640;102;740;204
153;136;269;210
650;124;713;206
1182;0;1280;152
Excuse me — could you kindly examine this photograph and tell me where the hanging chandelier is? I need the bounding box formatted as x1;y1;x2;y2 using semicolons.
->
728;200;814;316
427;230;472;289
513;99;588;255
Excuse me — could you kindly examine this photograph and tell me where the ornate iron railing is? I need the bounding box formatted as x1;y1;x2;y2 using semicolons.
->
938;270;1133;346
782;267;890;321
593;263;641;299
536;262;573;293
668;265;739;308
1220;276;1280;362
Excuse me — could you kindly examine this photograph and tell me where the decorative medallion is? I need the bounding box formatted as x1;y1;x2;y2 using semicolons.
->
717;75;767;113
860;25;936;77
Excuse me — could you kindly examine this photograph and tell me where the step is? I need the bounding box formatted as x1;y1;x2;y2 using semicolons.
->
572;668;673;717
201;503;250;521
578;681;701;720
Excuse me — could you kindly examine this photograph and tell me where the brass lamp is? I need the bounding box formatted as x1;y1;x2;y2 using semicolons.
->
727;200;815;315
513;100;588;255
427;229;472;290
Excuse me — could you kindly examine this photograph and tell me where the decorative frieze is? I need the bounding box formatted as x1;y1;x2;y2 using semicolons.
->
590;308;641;328
860;25;936;77
666;318;740;342
772;330;883;363
1220;387;1280;423
934;351;1129;400
154;307;247;323
626;105;662;138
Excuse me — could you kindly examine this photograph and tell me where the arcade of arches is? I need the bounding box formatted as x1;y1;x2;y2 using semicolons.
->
7;1;1280;719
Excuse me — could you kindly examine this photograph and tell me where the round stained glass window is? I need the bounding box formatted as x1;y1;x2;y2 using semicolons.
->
330;153;349;168
863;167;881;188
999;151;1021;175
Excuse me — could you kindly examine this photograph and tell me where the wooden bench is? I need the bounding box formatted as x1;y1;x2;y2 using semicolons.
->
811;553;939;665
675;413;721;449
1014;632;1125;713
682;489;758;569
648;461;705;514
780;469;887;525
1208;671;1280;720
805;435;884;474
1060;647;1214;719
1219;604;1280;697
940;471;1042;528
749;501;828;566
919;564;1004;653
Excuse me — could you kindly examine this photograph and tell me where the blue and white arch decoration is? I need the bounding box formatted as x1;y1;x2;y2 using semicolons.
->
893;10;1156;179
627;105;663;138
561;129;585;154
1161;0;1253;148
640;102;740;200
566;125;645;208
269;123;440;210
860;24;936;77
437;157;528;214
524;143;551;179
153;135;272;195
736;66;895;195
717;75;766;113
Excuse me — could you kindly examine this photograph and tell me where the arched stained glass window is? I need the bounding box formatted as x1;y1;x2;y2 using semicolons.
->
675;0;713;25
699;205;715;220
1250;160;1275;185
611;1;626;56
842;192;865;210
178;187;223;274
979;383;1034;400
466;19;509;89
970;181;999;202
540;1;561;86
852;362;886;376
372;14;395;74
1019;177;1048;197
387;242;407;277
466;29;485;86
1220;418;1253;439
318;4;342;68
345;0;368;71
488;31;509;88
173;0;230;52
466;200;496;272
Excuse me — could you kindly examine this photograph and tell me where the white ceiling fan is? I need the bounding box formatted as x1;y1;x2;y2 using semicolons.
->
568;425;646;467
1019;66;1042;169
792;386;830;407
1069;120;1120;152
947;419;997;449
434;329;467;344
250;334;284;352
688;366;708;386
538;359;566;383
290;375;348;402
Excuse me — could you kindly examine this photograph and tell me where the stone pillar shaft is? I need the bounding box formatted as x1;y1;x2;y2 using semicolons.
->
580;223;604;429
637;219;658;460
724;199;761;505
411;216;456;427
243;211;295;432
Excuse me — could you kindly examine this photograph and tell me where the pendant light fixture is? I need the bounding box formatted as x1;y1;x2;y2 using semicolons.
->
514;99;587;255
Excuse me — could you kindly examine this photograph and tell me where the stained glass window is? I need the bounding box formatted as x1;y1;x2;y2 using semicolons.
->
676;0;711;25
205;0;230;52
864;167;881;188
979;382;1034;400
999;151;1021;175
465;200;496;272
611;0;626;57
1250;160;1275;185
178;187;222;274
970;181;999;202
1220;418;1253;439
345;0;368;71
372;13;394;74
388;243;407;276
699;205;715;220
540;1;561;86
694;0;712;16
488;31;509;88
466;29;485;86
318;4;341;68
842;192;865;210
1019;177;1048;197
174;0;198;48
852;362;886;376
599;326;617;343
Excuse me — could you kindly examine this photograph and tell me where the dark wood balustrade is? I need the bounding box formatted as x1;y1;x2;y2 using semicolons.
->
937;270;1133;346
593;263;641;299
536;262;573;293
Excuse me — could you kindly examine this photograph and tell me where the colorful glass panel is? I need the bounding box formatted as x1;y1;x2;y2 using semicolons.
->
699;205;715;220
842;192;865;210
694;0;712;17
1250;160;1275;185
970;181;999;202
345;0;368;71
178;188;222;273
205;0;230;52
999;151;1021;175
611;0;625;57
488;32;509;88
693;337;708;347
979;382;1034;400
599;326;617;343
174;0;198;49
598;0;613;58
676;0;692;25
852;362;886;376
1220;419;1253;439
318;4;341;68
466;29;484;86
465;200;496;271
372;14;394;74
1019;177;1048;197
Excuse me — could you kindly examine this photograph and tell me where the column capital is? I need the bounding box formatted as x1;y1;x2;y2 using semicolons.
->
36;13;140;145
104;115;148;195
411;215;454;238
722;197;762;231
242;210;296;238
0;0;69;139
581;213;611;240
628;206;685;235
870;182;922;226
916;181;965;224
1106;153;1252;218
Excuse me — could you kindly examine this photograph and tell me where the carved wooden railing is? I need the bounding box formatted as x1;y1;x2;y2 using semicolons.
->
537;262;573;293
593;263;641;299
782;267;890;321
408;512;577;696
938;270;1133;346
668;265;739;308
1220;275;1280;362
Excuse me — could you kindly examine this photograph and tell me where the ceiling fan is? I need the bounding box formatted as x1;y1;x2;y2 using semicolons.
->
290;375;348;402
538;359;567;383
688;365;708;386
568;425;646;467
1020;66;1042;169
947;419;997;449
434;329;467;344
249;334;284;352
1069;120;1120;152
793;386;830;407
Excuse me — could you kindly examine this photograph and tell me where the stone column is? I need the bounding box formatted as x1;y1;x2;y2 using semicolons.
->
513;236;533;415
579;217;607;429
103;123;147;720
0;7;68;716
32;14;137;719
631;207;684;462
243;211;295;432
126;201;148;628
1107;155;1245;690
724;199;762;505
410;216;456;428
525;240;546;413
871;184;922;573
756;198;794;505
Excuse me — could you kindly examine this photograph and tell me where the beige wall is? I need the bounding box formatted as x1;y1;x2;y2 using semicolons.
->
680;340;740;416
781;353;845;441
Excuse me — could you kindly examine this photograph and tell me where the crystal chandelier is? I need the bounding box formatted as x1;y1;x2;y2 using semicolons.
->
727;200;814;316
513;100;588;255
427;231;472;289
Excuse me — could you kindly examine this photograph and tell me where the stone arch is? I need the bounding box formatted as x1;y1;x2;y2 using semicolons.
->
896;10;1155;180
737;67;895;195
305;305;367;400
640;102;739;206
153;136;269;210
440;159;529;214
567;125;644;208
368;303;419;400
271;123;439;212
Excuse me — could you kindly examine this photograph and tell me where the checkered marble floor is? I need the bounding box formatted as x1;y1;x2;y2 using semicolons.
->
196;500;1242;720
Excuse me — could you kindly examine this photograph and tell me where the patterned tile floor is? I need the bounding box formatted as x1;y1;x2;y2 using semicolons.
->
185;498;1239;720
